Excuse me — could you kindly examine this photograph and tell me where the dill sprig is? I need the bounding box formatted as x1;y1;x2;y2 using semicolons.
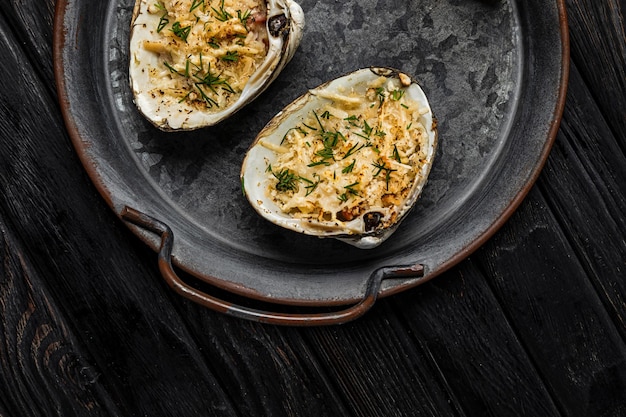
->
280;127;308;145
313;111;326;132
194;84;219;107
171;21;191;42
342;142;364;160
375;87;386;106
157;13;169;32
390;89;405;101
338;182;360;202
299;174;321;196
212;0;232;21
190;0;205;12
342;159;356;174
372;160;397;190
392;144;402;163
344;115;360;127
237;9;251;29
271;167;299;192
221;51;239;62
164;62;184;76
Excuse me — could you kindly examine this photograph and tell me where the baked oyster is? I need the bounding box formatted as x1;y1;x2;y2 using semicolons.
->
129;0;304;130
241;67;438;249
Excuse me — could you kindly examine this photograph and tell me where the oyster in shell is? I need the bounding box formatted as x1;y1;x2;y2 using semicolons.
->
241;67;438;249
129;0;304;130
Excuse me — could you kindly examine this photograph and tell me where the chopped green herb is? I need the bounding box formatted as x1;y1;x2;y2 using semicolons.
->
178;90;193;103
392;145;401;163
157;14;169;32
391;89;405;101
313;111;326;132
300;174;320;196
362;120;373;137
344;115;360;127
342;142;364;159
307;160;331;167
195;84;219;107
221;51;239;62
342;159;356;174
375;87;385;105
344;182;360;196
212;0;232;21
171;21;191;42
194;65;232;95
280;127;307;145
190;0;204;12
272;168;299;192
237;9;251;29
372;160;397;190
310;129;343;165
221;82;235;94
164;62;184;76
194;52;205;71
315;145;335;162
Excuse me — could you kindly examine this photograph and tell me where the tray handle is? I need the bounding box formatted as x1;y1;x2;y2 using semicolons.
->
121;207;424;326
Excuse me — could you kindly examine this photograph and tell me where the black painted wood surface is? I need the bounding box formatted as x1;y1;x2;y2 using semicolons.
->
1;0;625;416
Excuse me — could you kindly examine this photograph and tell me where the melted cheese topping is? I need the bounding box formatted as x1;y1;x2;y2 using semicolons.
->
136;0;268;111
264;76;431;228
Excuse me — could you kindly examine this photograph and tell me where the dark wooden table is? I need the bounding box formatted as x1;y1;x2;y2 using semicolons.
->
1;0;625;415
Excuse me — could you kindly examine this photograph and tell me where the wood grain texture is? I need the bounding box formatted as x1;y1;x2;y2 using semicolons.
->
1;0;625;416
394;266;563;417
0;219;116;416
541;63;626;338
566;0;626;142
478;187;626;416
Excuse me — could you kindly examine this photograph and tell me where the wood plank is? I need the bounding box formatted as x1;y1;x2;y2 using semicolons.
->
155;306;352;417
477;185;626;415
539;62;626;337
393;264;564;417
169;289;463;416
302;305;464;417
566;0;626;142
1;0;56;91
0;216;121;416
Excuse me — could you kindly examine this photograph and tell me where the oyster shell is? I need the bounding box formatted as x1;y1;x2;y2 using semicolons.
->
129;0;304;130
241;67;438;249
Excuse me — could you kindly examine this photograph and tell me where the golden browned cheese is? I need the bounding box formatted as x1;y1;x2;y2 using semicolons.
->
263;76;431;227
133;0;268;111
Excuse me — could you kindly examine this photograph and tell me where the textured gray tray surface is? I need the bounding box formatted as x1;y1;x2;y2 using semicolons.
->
58;0;565;303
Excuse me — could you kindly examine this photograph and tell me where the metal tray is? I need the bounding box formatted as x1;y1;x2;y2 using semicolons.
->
54;0;569;325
